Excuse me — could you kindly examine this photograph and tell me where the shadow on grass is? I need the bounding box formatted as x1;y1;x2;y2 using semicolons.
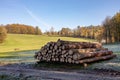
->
103;42;120;45
0;56;19;58
34;54;120;71
0;74;18;80
0;49;37;64
0;54;120;80
86;54;120;71
0;49;38;54
35;61;88;70
0;50;120;71
0;49;38;58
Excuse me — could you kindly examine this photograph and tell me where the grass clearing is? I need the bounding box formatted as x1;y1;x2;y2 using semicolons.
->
0;34;95;52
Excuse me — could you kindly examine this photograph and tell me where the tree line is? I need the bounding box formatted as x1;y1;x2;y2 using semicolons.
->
0;24;42;43
102;12;120;43
4;24;42;35
45;25;103;42
45;12;120;43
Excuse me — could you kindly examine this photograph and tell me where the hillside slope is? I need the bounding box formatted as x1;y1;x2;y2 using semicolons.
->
0;34;95;52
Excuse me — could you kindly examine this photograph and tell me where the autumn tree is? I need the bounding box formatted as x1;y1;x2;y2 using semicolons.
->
102;12;120;43
0;26;7;43
60;28;72;37
74;26;81;37
50;27;54;35
102;16;112;43
35;26;42;35
112;12;120;42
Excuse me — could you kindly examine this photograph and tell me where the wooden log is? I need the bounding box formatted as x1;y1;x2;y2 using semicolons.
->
57;39;86;44
69;48;108;55
48;50;52;53
61;45;66;50
62;52;69;58
92;42;102;48
58;49;62;52
95;50;113;57
67;55;73;58
41;52;46;55
60;57;65;62
73;50;113;60
54;45;58;50
68;50;74;55
74;60;79;64
61;44;81;50
72;53;81;60
68;48;104;54
57;39;102;49
34;52;39;59
37;56;42;61
50;46;53;50
51;42;56;46
46;57;51;62
62;50;67;54
46;42;51;47
53;58;56;61
67;58;72;63
37;52;42;56
61;44;97;50
71;59;75;64
61;54;64;58
78;54;116;63
83;63;88;67
52;49;56;52
65;58;68;63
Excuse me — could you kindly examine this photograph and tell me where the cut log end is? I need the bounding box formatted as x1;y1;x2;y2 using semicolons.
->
83;63;88;67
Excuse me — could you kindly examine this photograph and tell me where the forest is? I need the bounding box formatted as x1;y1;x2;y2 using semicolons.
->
46;12;120;43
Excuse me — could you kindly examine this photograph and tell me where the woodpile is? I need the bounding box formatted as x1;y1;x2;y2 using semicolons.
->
35;39;116;64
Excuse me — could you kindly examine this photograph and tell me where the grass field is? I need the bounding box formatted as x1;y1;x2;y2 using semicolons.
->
0;34;95;64
0;34;95;53
0;34;120;71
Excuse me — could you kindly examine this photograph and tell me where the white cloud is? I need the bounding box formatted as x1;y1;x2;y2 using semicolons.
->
24;7;50;28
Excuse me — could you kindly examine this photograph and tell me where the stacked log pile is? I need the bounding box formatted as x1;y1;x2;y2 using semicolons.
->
35;39;116;64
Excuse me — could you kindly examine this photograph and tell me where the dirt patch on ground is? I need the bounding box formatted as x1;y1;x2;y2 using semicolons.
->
0;63;120;80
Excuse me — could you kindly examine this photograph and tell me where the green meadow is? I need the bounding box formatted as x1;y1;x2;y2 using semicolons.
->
0;34;95;53
0;34;120;71
0;34;95;63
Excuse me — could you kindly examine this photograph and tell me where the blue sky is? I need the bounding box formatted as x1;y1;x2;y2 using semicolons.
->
0;0;120;32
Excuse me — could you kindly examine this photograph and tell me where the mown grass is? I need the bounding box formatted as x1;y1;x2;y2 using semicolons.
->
0;34;95;52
